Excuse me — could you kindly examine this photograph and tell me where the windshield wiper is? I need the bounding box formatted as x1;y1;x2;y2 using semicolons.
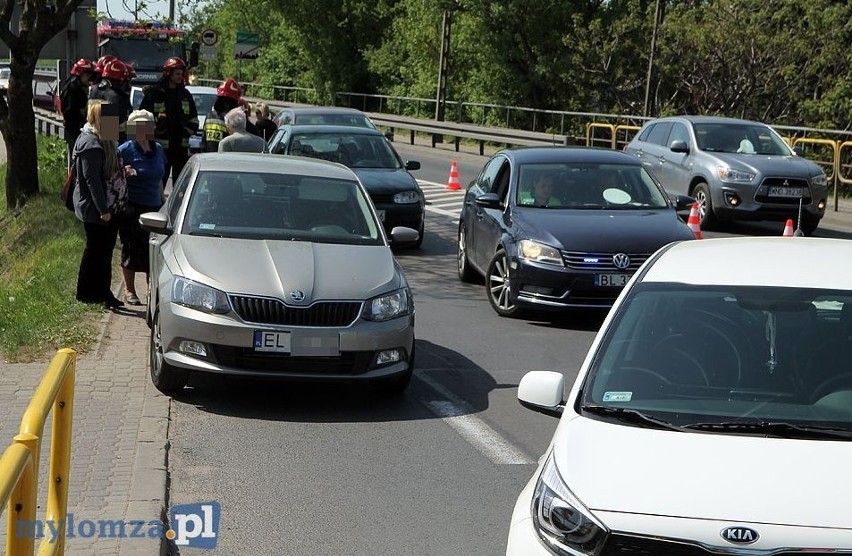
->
683;421;852;440
188;230;223;237
582;404;683;431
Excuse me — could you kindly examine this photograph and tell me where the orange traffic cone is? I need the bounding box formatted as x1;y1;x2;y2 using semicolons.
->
687;202;702;239
446;161;461;191
782;219;794;237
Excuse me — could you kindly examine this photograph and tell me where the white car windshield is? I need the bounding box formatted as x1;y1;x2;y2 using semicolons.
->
582;283;852;435
181;171;383;245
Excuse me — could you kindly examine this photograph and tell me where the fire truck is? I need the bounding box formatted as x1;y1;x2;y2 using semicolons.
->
96;18;199;85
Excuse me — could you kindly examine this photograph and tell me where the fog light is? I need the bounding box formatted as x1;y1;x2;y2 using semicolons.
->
818;199;826;210
179;340;208;357
376;349;402;366
724;192;741;206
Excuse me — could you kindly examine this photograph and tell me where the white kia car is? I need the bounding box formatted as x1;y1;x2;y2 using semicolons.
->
508;237;852;554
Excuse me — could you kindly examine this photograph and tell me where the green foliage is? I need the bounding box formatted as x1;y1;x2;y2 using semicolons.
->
0;136;101;362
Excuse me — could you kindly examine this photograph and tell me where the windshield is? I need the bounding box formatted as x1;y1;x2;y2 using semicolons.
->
191;92;217;118
0;69;10;79
514;163;670;209
580;283;852;435
100;38;185;69
181;170;383;245
694;122;791;156
289;133;402;169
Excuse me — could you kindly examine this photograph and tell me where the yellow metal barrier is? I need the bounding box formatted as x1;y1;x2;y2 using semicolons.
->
792;137;837;182
586;122;616;149
614;124;641;151
0;348;76;556
837;141;852;185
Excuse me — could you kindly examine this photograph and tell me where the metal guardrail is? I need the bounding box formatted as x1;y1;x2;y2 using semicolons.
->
0;348;76;555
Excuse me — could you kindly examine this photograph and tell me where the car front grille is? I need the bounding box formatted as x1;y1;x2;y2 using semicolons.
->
601;534;835;555
229;296;362;327
755;177;813;205
369;193;394;204
561;251;650;271
210;346;374;375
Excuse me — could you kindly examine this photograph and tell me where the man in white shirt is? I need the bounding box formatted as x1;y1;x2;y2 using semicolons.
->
218;107;266;153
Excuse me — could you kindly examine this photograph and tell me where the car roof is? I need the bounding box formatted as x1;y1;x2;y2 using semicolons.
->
186;85;218;94
497;146;644;165
278;106;368;116
642;237;852;290
284;125;384;136
643;115;768;127
190;153;358;181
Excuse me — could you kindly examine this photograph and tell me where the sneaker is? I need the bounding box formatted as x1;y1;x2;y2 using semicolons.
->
126;293;142;306
104;296;125;309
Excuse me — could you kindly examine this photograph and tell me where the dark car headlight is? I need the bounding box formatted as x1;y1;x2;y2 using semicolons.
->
811;173;828;188
393;191;421;204
172;276;231;314
362;287;412;322
518;240;564;267
532;454;608;555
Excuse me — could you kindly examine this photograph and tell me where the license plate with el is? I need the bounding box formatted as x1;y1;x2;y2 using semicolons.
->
253;331;291;352
596;274;630;287
768;186;802;198
376;210;385;221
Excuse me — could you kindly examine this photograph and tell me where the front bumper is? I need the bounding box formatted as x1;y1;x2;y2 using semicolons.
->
710;180;827;224
159;301;415;381
373;200;423;232
509;257;628;310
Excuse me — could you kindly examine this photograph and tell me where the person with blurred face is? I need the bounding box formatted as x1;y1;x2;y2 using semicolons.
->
519;173;560;206
73;100;125;309
117;109;167;305
140;57;199;189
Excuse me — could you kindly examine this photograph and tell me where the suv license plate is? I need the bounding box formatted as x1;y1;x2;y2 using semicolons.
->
596;274;629;287
768;186;803;198
253;331;291;352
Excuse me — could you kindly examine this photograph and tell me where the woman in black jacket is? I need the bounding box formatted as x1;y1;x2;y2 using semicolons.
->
72;100;125;309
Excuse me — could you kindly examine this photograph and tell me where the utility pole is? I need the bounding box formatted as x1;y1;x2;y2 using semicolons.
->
435;8;452;123
643;0;661;117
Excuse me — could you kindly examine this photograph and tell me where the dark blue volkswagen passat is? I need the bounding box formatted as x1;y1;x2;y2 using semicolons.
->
457;147;696;317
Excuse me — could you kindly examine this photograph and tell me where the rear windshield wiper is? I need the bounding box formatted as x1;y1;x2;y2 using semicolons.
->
582;404;683;431
683;421;852;440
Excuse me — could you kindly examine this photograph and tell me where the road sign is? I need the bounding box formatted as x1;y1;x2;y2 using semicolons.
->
200;45;218;61
233;31;260;60
201;29;218;47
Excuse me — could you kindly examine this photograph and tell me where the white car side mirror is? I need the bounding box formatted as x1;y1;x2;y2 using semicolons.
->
518;371;565;418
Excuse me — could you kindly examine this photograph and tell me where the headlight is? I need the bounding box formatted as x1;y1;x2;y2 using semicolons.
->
362;288;412;322
172;276;231;314
518;240;564;267
531;454;608;555
393;191;421;204
811;173;828;187
716;167;755;183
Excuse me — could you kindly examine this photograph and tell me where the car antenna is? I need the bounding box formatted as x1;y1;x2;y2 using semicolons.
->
794;197;804;236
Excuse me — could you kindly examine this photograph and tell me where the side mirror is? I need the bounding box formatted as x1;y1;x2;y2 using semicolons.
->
474;192;502;209
793;146;804;157
669;140;689;153
188;42;200;69
405;160;420;171
139;211;172;235
389;226;419;244
384;130;394;141
673;194;695;211
518;371;566;418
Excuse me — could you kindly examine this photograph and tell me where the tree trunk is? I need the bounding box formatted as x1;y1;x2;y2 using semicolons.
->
1;55;39;209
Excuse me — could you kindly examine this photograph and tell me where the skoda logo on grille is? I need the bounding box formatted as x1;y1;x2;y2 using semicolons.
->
289;290;305;302
721;526;759;544
612;253;630;270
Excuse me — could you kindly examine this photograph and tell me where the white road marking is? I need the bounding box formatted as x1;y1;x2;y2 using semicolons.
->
419;180;464;219
416;371;534;465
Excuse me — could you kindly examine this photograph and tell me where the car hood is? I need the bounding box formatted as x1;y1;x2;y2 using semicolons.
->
351;168;419;194
554;416;852;528
514;208;694;252
170;235;401;304
707;152;823;177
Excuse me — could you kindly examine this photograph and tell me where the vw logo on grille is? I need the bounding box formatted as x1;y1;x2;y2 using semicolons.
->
612;253;630;270
289;290;305;302
721;526;759;544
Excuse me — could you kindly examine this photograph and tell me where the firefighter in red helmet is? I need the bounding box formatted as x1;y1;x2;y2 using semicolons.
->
88;55;116;94
202;78;242;152
89;58;133;141
139;57;199;187
60;58;96;162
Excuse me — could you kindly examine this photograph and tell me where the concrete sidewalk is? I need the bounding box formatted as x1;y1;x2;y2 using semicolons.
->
0;280;169;555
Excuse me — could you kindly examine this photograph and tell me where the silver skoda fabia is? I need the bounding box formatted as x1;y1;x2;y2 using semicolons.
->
141;153;418;395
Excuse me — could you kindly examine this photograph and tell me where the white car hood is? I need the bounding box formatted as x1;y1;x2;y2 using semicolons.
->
554;416;852;528
171;236;400;303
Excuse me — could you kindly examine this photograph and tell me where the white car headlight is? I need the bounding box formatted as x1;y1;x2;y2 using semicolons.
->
531;453;608;555
362;288;412;322
393;191;421;204
172;276;231;314
811;173;828;187
716;167;755;183
518;240;564;267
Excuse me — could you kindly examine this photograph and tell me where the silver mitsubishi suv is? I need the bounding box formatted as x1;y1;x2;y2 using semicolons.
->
624;116;828;234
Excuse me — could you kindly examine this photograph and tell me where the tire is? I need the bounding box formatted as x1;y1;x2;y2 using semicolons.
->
800;217;819;236
692;182;717;230
486;249;521;318
457;225;477;283
150;310;190;395
413;216;425;249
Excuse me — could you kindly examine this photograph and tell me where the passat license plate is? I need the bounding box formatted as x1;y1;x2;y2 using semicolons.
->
768;186;803;198
253;331;290;352
596;274;630;287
